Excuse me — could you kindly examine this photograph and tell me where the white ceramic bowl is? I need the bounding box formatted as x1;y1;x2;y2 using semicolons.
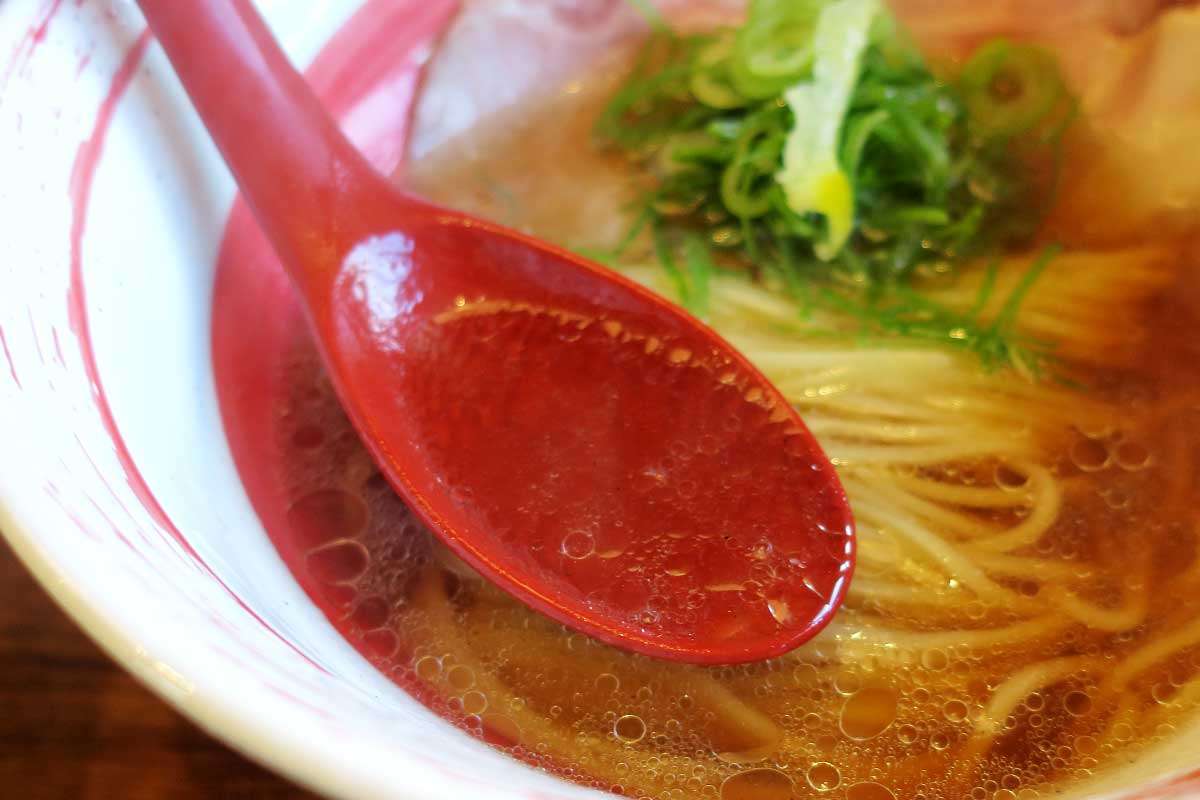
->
2;1;1200;798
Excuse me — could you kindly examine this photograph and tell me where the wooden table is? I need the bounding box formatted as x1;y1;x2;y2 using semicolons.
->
0;539;320;799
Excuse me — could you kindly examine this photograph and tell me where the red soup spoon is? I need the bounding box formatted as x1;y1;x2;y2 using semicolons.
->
137;0;855;665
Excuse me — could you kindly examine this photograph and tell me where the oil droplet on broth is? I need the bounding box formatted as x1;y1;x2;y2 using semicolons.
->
1115;440;1152;471
793;663;821;688
994;462;1030;491
1069;438;1111;472
847;782;896;800
614;714;647;743
414;655;441;682
943;699;969;723
834;672;863;696
920;648;949;671
595;673;620;694
1151;682;1175;704
481;713;524;747
447;664;476;691
362;629;399;659
720;768;793;800
806;761;841;791
840;687;899;740
462;690;488;715
1064;690;1093;717
286;489;369;548
561;530;596;560
350;595;390;630
305;540;370;584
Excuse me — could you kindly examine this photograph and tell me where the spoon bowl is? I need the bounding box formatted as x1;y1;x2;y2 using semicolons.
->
137;0;855;664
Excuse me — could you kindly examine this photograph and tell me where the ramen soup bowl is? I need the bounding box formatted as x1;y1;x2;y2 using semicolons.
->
4;1;1200;798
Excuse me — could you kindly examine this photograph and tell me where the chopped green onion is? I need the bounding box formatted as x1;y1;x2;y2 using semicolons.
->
960;40;1065;140
682;234;715;318
690;36;747;110
733;0;821;83
776;0;881;260
598;0;1075;376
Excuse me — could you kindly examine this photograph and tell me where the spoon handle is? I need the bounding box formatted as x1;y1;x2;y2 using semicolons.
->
136;0;399;293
